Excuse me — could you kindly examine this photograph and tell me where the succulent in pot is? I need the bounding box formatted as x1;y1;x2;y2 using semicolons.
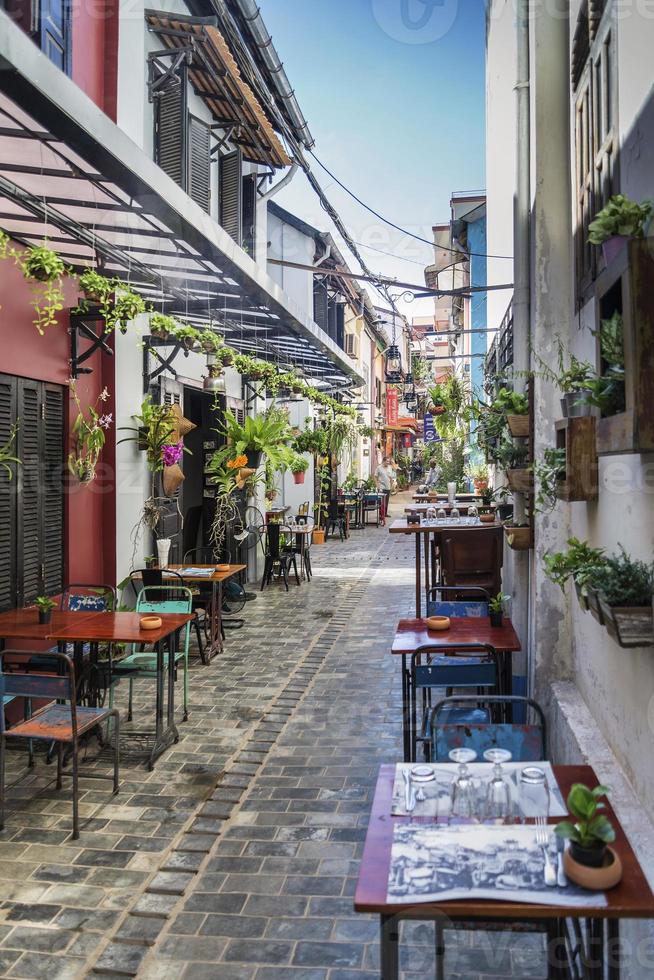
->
555;783;615;868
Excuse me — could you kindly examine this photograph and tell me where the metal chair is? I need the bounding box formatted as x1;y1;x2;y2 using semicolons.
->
291;515;314;582
111;585;192;722
260;523;300;591
410;644;498;762
429;694;547;762
324;499;347;541
131;568;208;663
426;584;490;618
0;651;119;839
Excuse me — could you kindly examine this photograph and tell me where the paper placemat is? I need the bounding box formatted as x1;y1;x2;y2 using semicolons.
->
392;762;567;818
175;567;215;577
387;823;607;907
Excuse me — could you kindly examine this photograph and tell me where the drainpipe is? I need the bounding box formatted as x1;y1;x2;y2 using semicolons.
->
511;0;531;690
259;161;298;203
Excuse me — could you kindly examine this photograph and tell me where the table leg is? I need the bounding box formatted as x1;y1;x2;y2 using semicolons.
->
423;533;430;598
380;915;399;980
415;534;421;619
149;639;165;771
607;919;620;980
149;634;179;769
583;918;605;980
401;654;410;763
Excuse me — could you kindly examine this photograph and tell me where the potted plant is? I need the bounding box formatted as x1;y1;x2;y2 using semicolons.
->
21;243;66;283
555;784;621;888
489;592;509;627
504;521;531;551
588;194;652;265
533;340;596;418
212;409;293;471
118;396;176;472
312;462;330;544
494;437;531;493
108;287;147;334
492;387;529;437
468;463;489;493
67;380;112;484
149;313;178;340
13;242;67;334
290;452;309;485
78;269;117;305
591;546;654;647
543;537;606;613
35;596;56;625
533;448;566;513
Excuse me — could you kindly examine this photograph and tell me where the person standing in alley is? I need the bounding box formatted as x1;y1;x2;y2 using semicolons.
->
376;456;394;525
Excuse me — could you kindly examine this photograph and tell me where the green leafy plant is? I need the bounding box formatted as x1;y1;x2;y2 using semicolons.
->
21;244;66;282
590;545;654;607
118;395;176;472
587;194;652;245
489;592;509;614
492;435;529;470
68;381;112;483
290;452;309;475
323;414;359;457
78;269;117;305
35;596;56;612
341;470;359;492
492;387;529;415
533;448;566;513
467;462;488;484
107;288;147;334
294;425;328;456
543;538;607;590
149;313;179;338
423;438;467;491
359;425;374;439
211;409;293;472
0;422;21;479
595;311;625;370
428;375;471;440
17;244;67;334
533;339;596;394
555;784;615;850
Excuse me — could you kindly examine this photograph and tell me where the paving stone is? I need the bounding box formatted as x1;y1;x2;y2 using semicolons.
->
94;941;148;975
114;914;163;947
292;942;363;969
222;939;293;964
148;871;196;895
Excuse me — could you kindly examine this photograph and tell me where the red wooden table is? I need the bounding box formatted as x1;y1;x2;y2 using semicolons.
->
392;618;521;762
355;764;654;979
388;519;496;617
0;609;193;768
162;564;246;660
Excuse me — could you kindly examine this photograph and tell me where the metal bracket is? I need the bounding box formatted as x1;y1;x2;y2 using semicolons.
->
147;47;194;102
69;309;113;378
143;336;187;393
243;379;266;410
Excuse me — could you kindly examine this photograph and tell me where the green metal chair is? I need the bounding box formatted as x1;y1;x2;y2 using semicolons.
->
110;586;192;723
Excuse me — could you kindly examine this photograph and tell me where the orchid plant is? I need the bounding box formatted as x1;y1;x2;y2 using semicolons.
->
68;381;112;483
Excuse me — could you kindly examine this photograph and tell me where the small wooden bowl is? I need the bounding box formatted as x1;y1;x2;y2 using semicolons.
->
563;846;622;890
140;615;162;631
479;513;496;524
215;564;231;573
425;615;451;632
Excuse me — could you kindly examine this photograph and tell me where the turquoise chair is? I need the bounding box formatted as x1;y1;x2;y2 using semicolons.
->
111;586;192;723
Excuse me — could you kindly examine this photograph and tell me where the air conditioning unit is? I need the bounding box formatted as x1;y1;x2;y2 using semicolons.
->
345;333;359;359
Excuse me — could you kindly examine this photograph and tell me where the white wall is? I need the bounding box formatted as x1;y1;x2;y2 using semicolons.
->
266;211;315;315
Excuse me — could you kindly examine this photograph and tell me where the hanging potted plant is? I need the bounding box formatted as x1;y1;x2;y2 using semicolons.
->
67;381;112;484
290;453;309;485
22;243;66;283
591;546;654;647
14;242;67;334
492;387;530;437
543;538;607;614
555;784;621;889
211;408;294;472
78;269;117;306
34;596;56;625
588;194;652;266
106;287;147;334
149;313;178;340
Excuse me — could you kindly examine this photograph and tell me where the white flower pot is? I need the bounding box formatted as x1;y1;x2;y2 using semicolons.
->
157;538;171;568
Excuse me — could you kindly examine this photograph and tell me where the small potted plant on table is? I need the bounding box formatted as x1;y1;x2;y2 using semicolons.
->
489;592;509;627
555;783;622;889
35;596;56;625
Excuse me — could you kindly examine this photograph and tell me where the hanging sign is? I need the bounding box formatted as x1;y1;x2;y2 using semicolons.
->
423;412;437;443
403;433;412;448
386;388;399;427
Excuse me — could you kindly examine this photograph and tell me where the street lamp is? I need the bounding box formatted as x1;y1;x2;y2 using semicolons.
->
384;344;402;383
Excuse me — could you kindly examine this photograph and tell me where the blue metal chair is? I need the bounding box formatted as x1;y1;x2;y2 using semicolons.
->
429;694;547;762
0;651;119;839
411;644;497;762
425;584;490;618
110;585;192;722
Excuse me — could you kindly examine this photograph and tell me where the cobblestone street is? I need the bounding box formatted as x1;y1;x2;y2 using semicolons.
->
0;495;546;979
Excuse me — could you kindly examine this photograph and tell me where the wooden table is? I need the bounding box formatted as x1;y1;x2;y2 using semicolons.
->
392;618;521;762
355;764;654;979
413;492;483;502
0;609;193;768
388;519;498;617
405;502;494;513
153;564;246;661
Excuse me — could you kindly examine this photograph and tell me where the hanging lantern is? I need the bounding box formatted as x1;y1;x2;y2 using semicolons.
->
384;344;402;383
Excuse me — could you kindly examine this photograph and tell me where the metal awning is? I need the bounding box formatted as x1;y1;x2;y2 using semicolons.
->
0;13;362;389
145;9;291;170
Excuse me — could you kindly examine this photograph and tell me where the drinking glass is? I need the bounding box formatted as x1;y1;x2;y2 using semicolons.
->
467;505;478;519
483;748;513;821
519;766;550;821
426;506;437;523
450;507;460;523
449;747;478;820
436;507;447;521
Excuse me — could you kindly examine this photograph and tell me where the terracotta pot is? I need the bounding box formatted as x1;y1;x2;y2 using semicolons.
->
293;471;306;485
473;479;488;492
312;528;326;545
479;513;496;525
163;463;185;496
564;845;622;890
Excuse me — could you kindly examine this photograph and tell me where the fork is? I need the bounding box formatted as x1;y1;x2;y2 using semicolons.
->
535;818;557;887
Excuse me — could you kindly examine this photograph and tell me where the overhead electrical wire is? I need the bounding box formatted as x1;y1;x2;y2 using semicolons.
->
308;150;514;261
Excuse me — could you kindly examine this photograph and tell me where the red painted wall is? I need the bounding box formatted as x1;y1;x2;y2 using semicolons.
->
0;255;116;590
71;0;119;119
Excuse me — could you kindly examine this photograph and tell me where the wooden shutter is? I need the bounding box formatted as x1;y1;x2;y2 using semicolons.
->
39;0;71;72
18;379;42;606
219;149;242;244
42;385;64;595
242;174;257;255
0;375;17;612
155;75;187;190
313;279;328;333
336;303;345;349
188;115;211;213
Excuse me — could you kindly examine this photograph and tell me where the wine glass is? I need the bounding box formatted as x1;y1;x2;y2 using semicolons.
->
449;747;478;820
426;506;437;523
483;748;513;821
450;507;460;523
467;505;478;519
436;507;447;522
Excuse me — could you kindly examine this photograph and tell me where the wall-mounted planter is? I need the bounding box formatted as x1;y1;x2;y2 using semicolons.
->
598;597;654;648
586;588;605;626
507;414;529;438
506;468;533;494
555;417;598;501
504;525;532;551
575;581;590;613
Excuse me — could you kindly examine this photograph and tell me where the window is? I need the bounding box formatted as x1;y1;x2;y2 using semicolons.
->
154;70;213;216
6;0;70;72
572;0;617;297
0;374;64;611
219;149;242;243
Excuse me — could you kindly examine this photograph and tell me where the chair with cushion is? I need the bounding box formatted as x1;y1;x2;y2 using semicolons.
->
410;643;497;762
60;584;118;699
429;694;547;762
438;527;503;597
111;585;192;722
426;584;490;618
0;651;119;839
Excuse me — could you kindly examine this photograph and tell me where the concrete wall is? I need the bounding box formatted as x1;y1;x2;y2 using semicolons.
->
266;211;315;316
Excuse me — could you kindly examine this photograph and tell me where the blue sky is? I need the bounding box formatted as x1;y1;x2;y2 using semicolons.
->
261;0;487;315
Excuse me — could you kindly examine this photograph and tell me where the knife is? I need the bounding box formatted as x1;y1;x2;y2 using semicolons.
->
556;835;567;887
402;768;412;812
